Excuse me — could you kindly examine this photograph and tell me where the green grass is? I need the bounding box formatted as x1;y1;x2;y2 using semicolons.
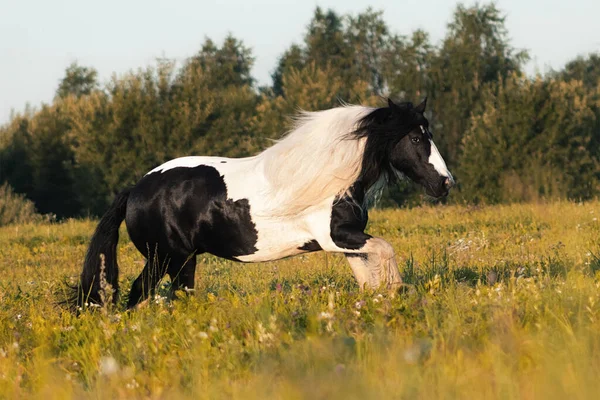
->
0;202;599;399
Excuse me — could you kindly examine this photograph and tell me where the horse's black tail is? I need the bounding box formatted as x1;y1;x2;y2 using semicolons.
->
73;188;131;308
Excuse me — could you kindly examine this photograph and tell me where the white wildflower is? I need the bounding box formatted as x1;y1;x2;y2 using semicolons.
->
99;356;119;376
256;322;274;344
318;312;333;320
126;379;140;389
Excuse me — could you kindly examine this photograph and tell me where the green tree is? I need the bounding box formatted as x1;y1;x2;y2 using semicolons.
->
428;3;529;166
459;74;598;203
253;62;377;141
271;44;305;97
557;53;600;169
192;35;255;88
271;7;392;100
382;30;435;102
345;8;391;94
559;53;600;90
68;36;260;201
56;62;99;99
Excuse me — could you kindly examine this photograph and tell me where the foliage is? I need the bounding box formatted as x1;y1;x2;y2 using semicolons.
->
427;3;529;164
55;62;99;99
0;183;44;226
458;75;599;203
1;202;599;398
0;4;599;218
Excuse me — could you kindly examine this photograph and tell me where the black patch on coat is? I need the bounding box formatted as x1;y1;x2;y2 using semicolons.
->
298;239;322;252
125;165;258;262
220;161;227;163
329;181;371;250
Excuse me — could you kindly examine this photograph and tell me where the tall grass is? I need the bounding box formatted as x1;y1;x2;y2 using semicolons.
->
0;202;599;399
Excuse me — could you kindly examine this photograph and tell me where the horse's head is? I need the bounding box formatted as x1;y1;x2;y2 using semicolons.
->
386;98;454;198
355;98;454;199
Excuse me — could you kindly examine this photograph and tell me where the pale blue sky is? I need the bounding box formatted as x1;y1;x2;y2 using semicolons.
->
1;0;598;124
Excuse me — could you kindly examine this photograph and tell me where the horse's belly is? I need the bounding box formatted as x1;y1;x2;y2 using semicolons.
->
234;219;316;262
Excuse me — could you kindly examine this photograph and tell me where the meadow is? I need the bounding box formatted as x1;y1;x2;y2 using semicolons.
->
0;201;599;399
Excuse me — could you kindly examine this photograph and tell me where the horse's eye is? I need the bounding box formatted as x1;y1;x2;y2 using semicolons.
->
411;137;420;144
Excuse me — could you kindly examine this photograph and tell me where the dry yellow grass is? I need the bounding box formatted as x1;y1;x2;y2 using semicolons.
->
0;201;599;399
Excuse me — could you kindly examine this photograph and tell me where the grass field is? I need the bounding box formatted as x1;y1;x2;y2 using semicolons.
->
0;202;599;399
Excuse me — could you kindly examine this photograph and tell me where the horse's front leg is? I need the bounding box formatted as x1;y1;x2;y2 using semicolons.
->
344;237;402;290
316;228;402;290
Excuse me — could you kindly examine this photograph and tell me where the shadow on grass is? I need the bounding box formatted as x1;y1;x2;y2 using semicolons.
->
401;249;574;291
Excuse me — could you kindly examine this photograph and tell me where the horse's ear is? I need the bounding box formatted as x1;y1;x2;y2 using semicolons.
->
414;97;427;114
387;98;398;109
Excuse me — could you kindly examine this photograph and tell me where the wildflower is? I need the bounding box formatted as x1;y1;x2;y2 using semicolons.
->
268;315;277;332
99;356;119;376
198;332;209;339
126;379;140;390
209;319;219;332
256;322;274;344
403;345;420;364
318;312;333;320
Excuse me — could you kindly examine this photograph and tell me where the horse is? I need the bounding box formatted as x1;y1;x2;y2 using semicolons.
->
73;98;454;309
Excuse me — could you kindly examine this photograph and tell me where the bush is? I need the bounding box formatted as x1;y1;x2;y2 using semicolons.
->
0;183;45;226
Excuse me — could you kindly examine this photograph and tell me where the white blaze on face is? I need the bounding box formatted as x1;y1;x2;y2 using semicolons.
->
420;125;454;182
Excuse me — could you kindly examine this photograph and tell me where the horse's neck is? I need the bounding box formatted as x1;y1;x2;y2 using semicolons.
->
355;173;388;210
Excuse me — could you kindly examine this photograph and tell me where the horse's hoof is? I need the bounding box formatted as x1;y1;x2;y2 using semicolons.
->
134;299;150;310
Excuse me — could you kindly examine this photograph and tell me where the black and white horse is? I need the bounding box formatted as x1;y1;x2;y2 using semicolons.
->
75;98;454;309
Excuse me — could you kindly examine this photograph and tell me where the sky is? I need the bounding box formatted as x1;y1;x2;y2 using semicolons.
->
1;0;599;124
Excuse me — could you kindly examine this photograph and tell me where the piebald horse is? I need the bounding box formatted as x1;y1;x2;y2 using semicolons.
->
74;98;454;309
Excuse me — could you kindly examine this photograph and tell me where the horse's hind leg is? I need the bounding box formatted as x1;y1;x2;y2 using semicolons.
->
168;255;197;298
126;249;170;309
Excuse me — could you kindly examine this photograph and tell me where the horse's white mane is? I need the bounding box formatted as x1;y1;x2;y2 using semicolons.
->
258;105;375;216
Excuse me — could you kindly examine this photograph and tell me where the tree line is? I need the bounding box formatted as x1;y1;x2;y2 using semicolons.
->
1;3;599;219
